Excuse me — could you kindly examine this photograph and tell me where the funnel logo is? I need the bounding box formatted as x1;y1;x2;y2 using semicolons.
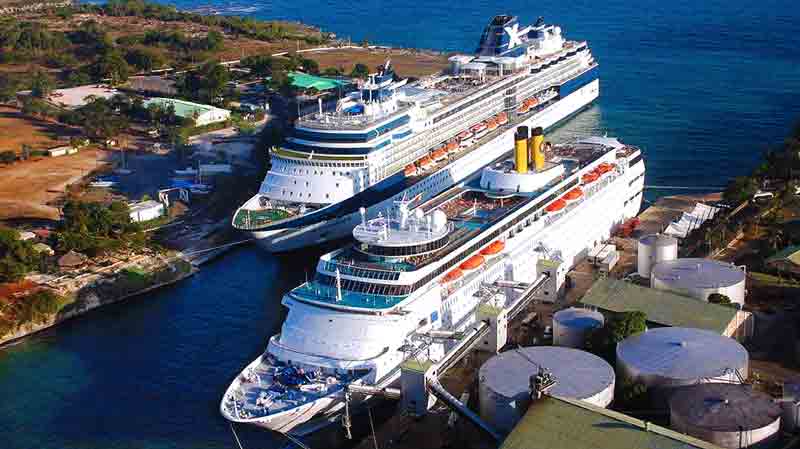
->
504;23;523;49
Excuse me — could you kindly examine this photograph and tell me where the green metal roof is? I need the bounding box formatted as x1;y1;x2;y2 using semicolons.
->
143;97;224;119
766;244;800;266
501;396;723;449
578;278;737;333
288;72;349;91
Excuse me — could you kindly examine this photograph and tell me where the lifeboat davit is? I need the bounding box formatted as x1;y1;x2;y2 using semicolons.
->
441;268;463;283
459;254;485;271
404;164;418;177
582;172;599;184
446;141;460;154
419;156;434;170
545;198;567;213
496;112;509;125
480;240;505;256
564;187;584;202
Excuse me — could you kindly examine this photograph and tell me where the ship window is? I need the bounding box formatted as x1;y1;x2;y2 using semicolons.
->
336;183;340;188
326;194;330;199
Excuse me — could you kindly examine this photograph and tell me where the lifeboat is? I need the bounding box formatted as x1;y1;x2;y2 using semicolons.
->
457;130;473;141
486;118;498;132
459;255;485;271
529;98;539;107
582;172;599;184
441;268;463;283
473;123;488;138
596;162;613;174
432;148;447;162
419;156;434;170
404;164;418;177
446;141;460;154
517;104;530;114
545;198;567;213
563;187;584;202
497;112;509;125
480;240;505;256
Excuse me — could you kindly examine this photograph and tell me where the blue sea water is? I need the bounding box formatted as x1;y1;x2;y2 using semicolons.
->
2;1;800;448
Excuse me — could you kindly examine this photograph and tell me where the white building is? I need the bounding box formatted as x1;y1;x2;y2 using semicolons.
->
143;97;230;127
129;201;165;223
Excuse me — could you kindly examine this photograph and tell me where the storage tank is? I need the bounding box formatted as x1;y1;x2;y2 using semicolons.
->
669;383;781;449
651;258;746;306
553;307;604;348
479;347;614;433
781;377;800;433
617;327;748;406
637;234;678;278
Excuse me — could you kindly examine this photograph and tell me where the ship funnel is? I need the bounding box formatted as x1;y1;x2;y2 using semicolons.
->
531;127;545;171
514;126;529;174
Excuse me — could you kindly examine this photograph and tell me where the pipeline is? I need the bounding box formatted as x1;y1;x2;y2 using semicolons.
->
427;377;502;441
506;273;550;321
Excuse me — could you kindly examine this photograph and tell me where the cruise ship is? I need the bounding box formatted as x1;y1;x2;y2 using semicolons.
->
221;128;646;434
233;15;601;252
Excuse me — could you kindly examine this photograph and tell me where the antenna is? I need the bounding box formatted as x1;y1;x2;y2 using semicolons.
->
335;268;343;302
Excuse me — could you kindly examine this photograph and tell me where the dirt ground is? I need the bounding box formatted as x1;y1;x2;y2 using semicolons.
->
0;106;83;153
305;47;450;78
0;148;108;221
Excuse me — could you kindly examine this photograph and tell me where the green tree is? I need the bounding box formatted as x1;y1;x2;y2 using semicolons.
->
77;97;129;141
93;51;130;85
30;70;54;98
350;63;369;79
585;311;647;363
0;227;38;282
125;47;167;72
723;176;759;205
0;151;16;164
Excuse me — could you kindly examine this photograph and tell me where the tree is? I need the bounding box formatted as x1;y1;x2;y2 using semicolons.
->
0;151;16;164
77;97;129;141
125;47;167;72
0;226;38;282
30;70;54;98
723;176;759;205
350;63;369;79
93;51;130;85
300;57;319;75
585;311;647;363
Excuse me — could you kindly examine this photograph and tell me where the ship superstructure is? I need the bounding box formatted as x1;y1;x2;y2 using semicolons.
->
221;128;645;434
233;15;600;251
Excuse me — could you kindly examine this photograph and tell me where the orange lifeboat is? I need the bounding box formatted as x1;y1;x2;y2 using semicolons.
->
480;240;505;256
404;164;418;177
419;156;434;170
446;141;460;154
486;118;498;131
441;268;463;283
545;198;567;213
529;97;539;107
496;112;509;125
459;254;485;271
517;103;530;114
458;130;473;141
564;187;584;202
432;148;447;162
582;172;599;184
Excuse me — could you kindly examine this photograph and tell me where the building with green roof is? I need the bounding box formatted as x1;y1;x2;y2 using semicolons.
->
501;396;724;449
766;244;800;275
143;97;230;127
288;72;351;91
578;278;753;340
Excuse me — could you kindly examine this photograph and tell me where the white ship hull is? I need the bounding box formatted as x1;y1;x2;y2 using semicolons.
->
254;80;600;252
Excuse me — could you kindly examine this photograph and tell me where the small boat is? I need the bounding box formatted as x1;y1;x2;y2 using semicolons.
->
446;141;460;154
545;198;567;213
432;148;447;162
441;268;464;283
496;112;509;125
89;180;117;188
480;240;505;256
419;156;434;171
563;187;584;202
459;254;485;271
404;164;418;177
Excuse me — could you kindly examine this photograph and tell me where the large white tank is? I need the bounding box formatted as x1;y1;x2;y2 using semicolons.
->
669;383;781;449
651;258;746;306
479;347;615;434
637;234;678;278
553;307;604;348
617;327;748;404
782;377;800;433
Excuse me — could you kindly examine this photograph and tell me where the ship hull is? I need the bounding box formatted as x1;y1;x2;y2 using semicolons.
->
251;78;600;253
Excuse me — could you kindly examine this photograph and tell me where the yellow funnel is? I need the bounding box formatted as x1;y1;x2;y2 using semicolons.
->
515;134;528;174
532;127;545;171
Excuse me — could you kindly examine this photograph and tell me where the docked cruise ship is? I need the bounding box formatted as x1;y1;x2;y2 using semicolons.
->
221;128;646;433
233;15;601;252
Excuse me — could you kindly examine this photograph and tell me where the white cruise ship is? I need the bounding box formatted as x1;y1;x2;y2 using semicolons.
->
221;128;646;434
233;15;601;252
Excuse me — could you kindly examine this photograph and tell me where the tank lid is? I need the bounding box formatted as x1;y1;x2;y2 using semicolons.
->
651;258;745;288
669;384;781;431
554;307;604;329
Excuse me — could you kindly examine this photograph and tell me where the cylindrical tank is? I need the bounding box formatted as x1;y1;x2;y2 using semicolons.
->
782;377;800;433
553;307;604;348
669;383;781;449
530;126;545;171
479;347;614;434
637;234;678;278
514;127;528;174
617;327;748;407
651;258;746;306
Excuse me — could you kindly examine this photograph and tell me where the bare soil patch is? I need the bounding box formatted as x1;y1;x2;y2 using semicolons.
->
0;106;82;153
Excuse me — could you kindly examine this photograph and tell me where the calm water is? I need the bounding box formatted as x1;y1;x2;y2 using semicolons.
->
3;1;800;448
